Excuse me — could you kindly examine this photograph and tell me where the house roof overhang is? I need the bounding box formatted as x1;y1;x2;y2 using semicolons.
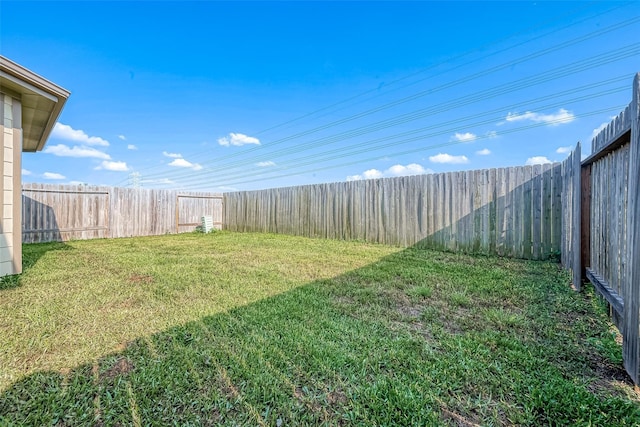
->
0;56;70;152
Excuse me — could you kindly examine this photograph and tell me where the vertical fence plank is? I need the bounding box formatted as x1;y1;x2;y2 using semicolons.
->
623;73;640;384
532;164;542;260
580;164;591;284
495;168;505;256
572;143;582;290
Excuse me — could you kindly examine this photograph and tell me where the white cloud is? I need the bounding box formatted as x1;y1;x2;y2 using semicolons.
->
525;156;552;165
43;172;66;180
486;130;498;138
347;163;432;181
556;146;573;154
21;169;31;176
218;132;260;147
127;144;137;150
386;163;427;176
163;151;182;158
94;161;129;171
118;135;126;141
44;144;111;159
169;158;203;171
256;161;276;167
363;169;384;179
429;153;469;164
476;148;491;155
504;108;575;126
52;123;109;146
451;132;477;143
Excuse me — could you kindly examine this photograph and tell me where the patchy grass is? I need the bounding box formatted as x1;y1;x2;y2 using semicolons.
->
0;232;638;425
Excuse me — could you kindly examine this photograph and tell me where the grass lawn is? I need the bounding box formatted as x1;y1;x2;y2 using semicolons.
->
0;232;638;425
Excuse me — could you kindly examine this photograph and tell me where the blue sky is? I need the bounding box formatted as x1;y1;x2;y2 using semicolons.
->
2;1;639;191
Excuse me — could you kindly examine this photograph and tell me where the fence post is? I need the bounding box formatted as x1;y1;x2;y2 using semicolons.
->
623;73;640;385
572;142;582;291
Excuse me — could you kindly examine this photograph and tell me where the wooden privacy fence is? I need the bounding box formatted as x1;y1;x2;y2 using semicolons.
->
225;163;571;261
22;184;223;243
579;73;640;384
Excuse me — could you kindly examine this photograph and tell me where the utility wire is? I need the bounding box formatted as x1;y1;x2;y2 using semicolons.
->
251;1;623;137
138;20;639;183
171;87;626;188
142;44;638;183
169;84;628;187
207;105;626;189
119;2;636;183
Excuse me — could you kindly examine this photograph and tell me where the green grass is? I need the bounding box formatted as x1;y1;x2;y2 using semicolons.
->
0;231;638;425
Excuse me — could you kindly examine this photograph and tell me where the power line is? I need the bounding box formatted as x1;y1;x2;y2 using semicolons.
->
120;2;635;183
167;83;628;187
207;105;626;189
141;43;637;184
138;20;639;184
170;87;626;189
251;1;623;138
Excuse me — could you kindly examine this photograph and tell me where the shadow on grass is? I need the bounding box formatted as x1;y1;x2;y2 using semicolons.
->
0;242;72;291
1;245;638;426
1;193;71;291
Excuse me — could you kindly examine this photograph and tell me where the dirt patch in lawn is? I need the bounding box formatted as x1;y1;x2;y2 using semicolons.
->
101;357;134;381
129;274;154;284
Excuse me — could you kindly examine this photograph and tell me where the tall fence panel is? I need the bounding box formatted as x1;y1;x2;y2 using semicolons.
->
224;164;565;260
22;184;110;242
583;73;640;384
21;184;222;243
109;187;176;238
589;143;630;327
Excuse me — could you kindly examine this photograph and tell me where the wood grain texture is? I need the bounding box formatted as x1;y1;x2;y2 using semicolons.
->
224;165;565;260
622;73;640;384
22;184;222;243
587;73;640;385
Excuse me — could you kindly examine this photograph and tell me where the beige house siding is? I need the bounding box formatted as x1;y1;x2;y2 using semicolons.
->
0;56;69;277
0;94;22;275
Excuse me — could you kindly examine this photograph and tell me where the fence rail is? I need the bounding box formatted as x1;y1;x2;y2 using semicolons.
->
21;184;222;243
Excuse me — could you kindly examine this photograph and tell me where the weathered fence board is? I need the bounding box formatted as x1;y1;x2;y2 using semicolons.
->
622;73;640;384
22;184;222;243
560;143;581;290
224;164;565;260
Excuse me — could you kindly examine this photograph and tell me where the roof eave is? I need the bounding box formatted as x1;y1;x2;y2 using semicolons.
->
0;56;70;152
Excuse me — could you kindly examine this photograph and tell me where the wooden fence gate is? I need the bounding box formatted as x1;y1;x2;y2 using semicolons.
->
580;73;640;384
176;194;223;233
